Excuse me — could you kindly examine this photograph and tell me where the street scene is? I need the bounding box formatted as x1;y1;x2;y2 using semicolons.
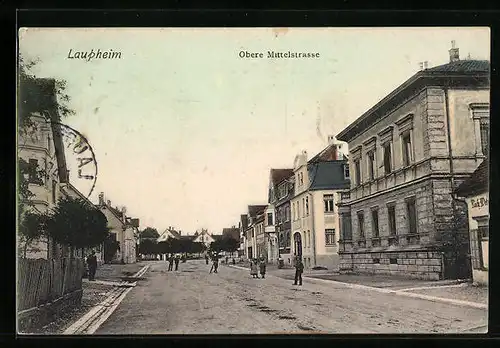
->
17;27;489;335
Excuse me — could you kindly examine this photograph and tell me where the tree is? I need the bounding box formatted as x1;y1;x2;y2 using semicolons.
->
139;239;157;256
18;56;75;132
18;211;48;258
140;227;160;239
104;234;120;263
45;196;110;257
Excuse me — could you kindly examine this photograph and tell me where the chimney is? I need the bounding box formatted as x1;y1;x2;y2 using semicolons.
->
419;62;424;70
327;135;336;145
449;40;460;63
423;61;429;69
98;192;105;206
106;200;111;206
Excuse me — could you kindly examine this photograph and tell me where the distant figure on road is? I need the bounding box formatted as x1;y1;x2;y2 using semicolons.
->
225;256;229;264
294;256;304;286
250;259;259;278
86;250;98;281
210;253;219;273
205;254;209;265
232;258;235;265
174;254;180;271
168;254;174;271
259;256;266;279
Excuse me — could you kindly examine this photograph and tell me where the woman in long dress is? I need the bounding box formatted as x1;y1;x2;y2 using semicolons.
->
250;259;259;278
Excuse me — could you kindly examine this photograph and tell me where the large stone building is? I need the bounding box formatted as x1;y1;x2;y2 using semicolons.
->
18;78;69;259
336;44;489;280
290;138;350;269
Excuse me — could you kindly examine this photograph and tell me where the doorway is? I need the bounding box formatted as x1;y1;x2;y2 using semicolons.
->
293;232;302;257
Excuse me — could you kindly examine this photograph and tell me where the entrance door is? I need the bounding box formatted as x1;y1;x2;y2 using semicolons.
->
293;232;302;257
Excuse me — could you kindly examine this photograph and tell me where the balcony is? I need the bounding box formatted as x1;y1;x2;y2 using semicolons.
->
339;191;351;202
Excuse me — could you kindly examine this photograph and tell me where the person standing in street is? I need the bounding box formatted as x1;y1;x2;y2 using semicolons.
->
168;254;174;271
293;256;304;286
86;250;98;281
213;253;219;273
174;254;180;271
250;259;259;278
259;255;267;279
205;254;209;265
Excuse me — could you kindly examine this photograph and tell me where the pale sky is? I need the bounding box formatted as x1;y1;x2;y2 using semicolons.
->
18;27;490;235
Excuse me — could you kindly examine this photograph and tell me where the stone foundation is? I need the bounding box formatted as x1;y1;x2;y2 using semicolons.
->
339;251;443;280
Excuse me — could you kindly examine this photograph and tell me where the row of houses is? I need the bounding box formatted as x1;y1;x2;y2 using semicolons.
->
18;77;140;264
238;136;350;270
237;43;489;284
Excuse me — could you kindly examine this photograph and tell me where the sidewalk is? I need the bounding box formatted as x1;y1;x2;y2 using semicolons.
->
92;261;149;282
230;263;488;307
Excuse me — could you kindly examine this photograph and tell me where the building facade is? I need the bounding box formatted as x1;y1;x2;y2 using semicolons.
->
18;78;69;260
98;193;138;264
239;215;248;258
455;159;489;285
275;171;295;266
336;46;489;280
290;140;350;269
245;205;267;260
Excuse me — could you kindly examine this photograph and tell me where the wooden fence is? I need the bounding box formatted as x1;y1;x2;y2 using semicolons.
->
17;258;84;312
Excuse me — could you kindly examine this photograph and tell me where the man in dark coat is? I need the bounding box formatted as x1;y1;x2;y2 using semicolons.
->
168;254;174;271
86;250;98;281
259;255;267;279
294;256;304;286
174;254;180;271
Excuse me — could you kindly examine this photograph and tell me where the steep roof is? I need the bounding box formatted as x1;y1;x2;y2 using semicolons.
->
271;168;294;185
248;205;267;218
308;160;350;191
240;214;248;230
454;159;489;197
222;227;240;241
308;143;340;164
336;59;490;142
426;60;489;73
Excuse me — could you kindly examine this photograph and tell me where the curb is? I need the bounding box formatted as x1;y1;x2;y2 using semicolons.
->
63;264;150;335
227;265;487;310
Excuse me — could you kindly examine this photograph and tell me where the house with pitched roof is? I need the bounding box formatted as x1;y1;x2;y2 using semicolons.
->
238;214;249;258
244;205;267;259
290;137;350;269
97;193;138;264
454;158;489;285
274;170;295;266
191;228;215;249
18;78;70;259
336;42;489;280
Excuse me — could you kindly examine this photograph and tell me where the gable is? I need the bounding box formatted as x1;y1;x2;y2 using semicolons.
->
100;206;124;228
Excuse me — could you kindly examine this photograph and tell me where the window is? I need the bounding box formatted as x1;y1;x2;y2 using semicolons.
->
28;159;39;184
305;197;309;215
367;150;375;180
302;198;306;217
324;194;334;213
267;213;273;226
292;203;295;220
389;258;398;264
357;212;365;240
344;164;350;179
373;258;380;264
297;202;300;219
341;213;352;240
285;205;290;221
371;209;379;238
383;143;392;174
401;132;413;167
406;197;417;234
480;118;489;155
388;205;397;236
354;158;361;185
479;226;489;239
325;229;336;245
307;230;311;247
